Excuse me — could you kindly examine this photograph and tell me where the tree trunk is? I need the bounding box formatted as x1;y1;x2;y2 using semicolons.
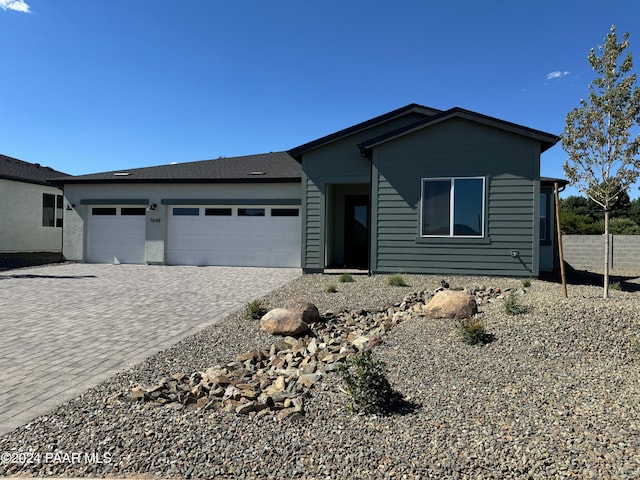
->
603;209;610;299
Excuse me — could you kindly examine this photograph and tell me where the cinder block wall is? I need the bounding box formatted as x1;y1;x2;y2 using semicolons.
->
562;235;640;275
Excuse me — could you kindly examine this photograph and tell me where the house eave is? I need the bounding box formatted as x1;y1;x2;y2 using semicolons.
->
359;107;560;157
288;103;441;161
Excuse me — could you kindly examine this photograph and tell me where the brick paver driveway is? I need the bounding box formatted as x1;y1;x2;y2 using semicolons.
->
0;263;300;436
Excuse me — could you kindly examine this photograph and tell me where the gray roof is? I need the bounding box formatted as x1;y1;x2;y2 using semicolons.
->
359;107;560;155
0;154;69;186
50;152;301;185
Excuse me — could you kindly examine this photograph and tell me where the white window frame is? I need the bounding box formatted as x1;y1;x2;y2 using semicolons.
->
420;176;486;238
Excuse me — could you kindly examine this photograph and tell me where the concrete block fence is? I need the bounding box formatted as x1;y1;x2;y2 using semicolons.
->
562;235;640;276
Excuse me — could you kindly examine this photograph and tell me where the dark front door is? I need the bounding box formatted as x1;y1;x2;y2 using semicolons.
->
344;195;369;269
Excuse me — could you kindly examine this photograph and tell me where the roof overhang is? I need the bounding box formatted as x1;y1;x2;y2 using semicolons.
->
288;103;441;161
358;107;560;158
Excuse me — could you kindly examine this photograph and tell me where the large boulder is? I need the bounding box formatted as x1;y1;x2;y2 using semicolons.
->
423;290;477;319
260;308;310;336
283;298;321;324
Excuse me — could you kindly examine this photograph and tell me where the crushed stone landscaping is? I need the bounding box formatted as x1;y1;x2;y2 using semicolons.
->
1;273;639;479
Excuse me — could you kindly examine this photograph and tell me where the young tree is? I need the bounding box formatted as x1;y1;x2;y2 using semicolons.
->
562;25;640;298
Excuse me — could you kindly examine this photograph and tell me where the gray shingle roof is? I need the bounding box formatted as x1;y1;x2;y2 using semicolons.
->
0;154;69;186
50;152;301;185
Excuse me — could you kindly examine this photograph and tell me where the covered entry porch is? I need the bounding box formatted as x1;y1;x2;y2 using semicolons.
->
325;183;370;270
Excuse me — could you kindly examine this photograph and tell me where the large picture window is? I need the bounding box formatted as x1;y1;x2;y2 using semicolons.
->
421;177;485;237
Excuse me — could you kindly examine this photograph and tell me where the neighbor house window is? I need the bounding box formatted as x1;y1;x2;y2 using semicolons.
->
42;194;63;227
421;177;485;237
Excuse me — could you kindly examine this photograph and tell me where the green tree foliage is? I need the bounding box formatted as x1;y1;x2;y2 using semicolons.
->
559;193;638;232
559;211;601;234
630;197;640;225
562;26;640;297
608;217;640;234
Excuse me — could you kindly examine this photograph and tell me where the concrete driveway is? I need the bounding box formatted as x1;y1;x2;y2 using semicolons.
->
0;263;300;436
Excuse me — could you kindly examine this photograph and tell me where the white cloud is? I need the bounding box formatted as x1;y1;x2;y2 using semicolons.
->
546;71;570;80
0;0;30;12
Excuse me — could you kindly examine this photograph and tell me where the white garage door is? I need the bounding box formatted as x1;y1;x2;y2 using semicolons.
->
167;206;301;267
87;206;146;264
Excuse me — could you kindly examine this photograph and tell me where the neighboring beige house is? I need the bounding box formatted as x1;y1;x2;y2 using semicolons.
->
0;153;69;269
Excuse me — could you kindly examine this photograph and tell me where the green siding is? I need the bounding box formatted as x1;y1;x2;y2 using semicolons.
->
303;176;322;269
372;118;541;276
300;113;426;271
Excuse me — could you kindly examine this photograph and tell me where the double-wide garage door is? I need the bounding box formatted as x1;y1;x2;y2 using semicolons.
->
167;206;301;267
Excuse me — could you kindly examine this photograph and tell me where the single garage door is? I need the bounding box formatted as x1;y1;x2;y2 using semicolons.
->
87;206;146;264
167;206;300;267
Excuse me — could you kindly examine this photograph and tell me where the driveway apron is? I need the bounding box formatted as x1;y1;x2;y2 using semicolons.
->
0;263;300;436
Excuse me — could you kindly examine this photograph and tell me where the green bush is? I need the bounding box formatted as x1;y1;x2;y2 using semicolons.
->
458;319;489;346
559;211;601;234
521;278;532;288
338;273;354;283
504;292;528;315
244;300;268;320
388;274;407;287
609;218;640;235
339;350;393;415
326;283;338;293
609;281;622;291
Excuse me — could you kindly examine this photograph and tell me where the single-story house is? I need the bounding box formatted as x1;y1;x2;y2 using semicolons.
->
51;103;565;276
0;153;69;268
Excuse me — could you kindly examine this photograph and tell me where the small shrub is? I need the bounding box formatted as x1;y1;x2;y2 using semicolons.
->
388;274;407;287
504;292;528;315
338;273;354;283
634;341;640;354
521;278;532;288
339;350;393;415
244;300;267;320
326;283;338;293
459;318;489;346
610;281;622;291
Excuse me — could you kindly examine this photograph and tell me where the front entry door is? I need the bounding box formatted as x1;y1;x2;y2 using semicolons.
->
344;195;369;269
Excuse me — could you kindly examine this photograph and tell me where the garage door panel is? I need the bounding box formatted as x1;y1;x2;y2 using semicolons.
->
167;207;300;267
87;208;146;264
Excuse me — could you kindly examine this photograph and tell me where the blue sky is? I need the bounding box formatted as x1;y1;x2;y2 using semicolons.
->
1;0;639;198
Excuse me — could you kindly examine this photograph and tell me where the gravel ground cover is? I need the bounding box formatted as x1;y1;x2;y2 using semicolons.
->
1;273;640;479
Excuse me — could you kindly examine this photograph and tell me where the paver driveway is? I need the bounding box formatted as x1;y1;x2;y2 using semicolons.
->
0;263;300;436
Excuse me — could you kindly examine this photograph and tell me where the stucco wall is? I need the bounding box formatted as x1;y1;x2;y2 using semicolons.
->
0;178;63;253
562;235;640;275
62;182;301;263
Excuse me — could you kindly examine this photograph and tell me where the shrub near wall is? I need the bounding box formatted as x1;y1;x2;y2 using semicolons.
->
562;235;640;275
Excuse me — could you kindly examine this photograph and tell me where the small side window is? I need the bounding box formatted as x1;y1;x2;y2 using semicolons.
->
122;207;147;216
271;208;299;217
92;207;117;215
205;208;232;216
173;207;200;216
238;208;265;217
